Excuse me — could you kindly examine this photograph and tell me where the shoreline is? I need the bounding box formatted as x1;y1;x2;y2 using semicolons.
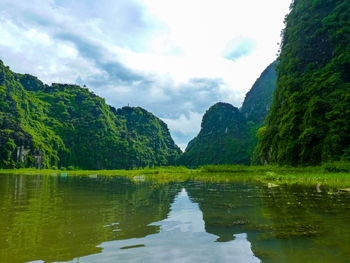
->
1;164;350;188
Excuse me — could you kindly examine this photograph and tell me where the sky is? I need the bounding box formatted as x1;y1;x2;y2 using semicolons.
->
0;0;292;150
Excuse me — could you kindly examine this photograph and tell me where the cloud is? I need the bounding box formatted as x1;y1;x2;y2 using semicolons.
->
162;112;203;151
99;76;225;117
55;32;143;84
223;38;256;61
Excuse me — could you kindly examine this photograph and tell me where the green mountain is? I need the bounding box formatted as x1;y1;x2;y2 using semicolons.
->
241;61;277;125
179;62;277;166
116;106;181;167
179;103;251;166
257;0;350;165
0;60;181;169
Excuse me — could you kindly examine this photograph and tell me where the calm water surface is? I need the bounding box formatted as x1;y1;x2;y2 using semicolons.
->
0;174;349;262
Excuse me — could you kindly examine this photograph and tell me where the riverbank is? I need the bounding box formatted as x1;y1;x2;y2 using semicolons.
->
1;162;350;188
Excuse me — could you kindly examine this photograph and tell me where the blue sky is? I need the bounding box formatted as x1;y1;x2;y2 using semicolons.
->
0;0;291;150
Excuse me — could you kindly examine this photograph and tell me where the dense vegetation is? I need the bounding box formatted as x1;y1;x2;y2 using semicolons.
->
115;106;181;167
0;60;181;169
179;62;277;166
257;0;350;165
179;102;252;166
2;162;350;188
241;61;277;125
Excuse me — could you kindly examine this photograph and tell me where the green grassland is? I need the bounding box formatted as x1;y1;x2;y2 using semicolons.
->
1;162;350;189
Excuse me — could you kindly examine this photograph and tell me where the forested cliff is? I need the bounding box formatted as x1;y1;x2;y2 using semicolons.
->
179;102;252;166
0;61;181;169
257;0;350;165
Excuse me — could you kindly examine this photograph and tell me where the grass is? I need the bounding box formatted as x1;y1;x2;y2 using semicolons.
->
1;163;350;187
0;166;194;176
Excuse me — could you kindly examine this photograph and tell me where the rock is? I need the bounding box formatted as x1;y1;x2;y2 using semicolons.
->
267;183;279;188
316;183;321;193
133;175;145;182
16;146;30;163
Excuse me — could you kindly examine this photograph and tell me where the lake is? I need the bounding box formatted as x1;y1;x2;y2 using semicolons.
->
0;173;349;262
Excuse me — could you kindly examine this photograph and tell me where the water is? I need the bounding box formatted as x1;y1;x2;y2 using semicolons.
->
0;174;349;263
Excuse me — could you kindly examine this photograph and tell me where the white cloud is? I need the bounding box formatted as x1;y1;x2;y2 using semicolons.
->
163;112;203;135
0;0;292;148
162;112;203;151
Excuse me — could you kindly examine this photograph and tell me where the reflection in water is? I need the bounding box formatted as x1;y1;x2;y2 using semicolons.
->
187;181;350;263
0;174;350;263
0;174;180;263
77;188;259;263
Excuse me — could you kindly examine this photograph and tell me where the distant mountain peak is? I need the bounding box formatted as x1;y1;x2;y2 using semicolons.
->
179;62;277;166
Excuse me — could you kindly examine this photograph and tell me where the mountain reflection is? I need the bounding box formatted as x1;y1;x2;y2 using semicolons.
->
0;174;180;262
75;188;259;263
2;174;349;263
